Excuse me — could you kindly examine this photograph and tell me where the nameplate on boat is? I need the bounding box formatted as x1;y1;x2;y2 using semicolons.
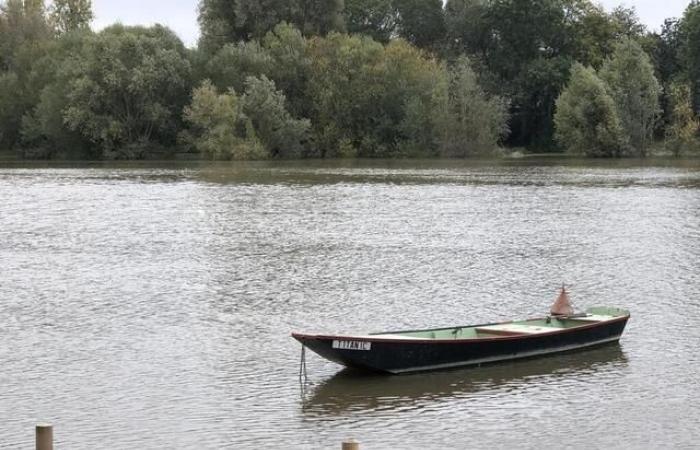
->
332;340;371;351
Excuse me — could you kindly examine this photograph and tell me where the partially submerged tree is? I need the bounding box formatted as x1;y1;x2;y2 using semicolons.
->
434;56;509;156
184;77;308;159
306;32;387;156
554;63;626;157
184;80;266;160
385;40;446;155
20;30;94;158
0;71;22;148
240;75;310;158
0;0;52;149
599;38;661;156
62;25;193;159
666;81;699;156
307;34;461;157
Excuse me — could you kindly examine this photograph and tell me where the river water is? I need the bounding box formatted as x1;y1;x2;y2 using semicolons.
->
0;158;698;449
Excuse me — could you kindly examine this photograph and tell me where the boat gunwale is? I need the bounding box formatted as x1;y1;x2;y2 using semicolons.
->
291;314;630;345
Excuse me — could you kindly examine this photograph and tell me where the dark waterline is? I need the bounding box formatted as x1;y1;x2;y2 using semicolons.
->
0;158;698;448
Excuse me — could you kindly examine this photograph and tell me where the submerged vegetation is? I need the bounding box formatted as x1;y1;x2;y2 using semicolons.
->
1;0;700;159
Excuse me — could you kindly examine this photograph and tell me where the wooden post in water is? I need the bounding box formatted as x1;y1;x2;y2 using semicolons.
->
36;424;53;450
342;438;360;450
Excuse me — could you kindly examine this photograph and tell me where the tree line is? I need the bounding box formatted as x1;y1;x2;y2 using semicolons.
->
0;0;699;160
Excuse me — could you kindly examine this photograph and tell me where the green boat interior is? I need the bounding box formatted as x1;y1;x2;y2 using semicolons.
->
370;307;630;340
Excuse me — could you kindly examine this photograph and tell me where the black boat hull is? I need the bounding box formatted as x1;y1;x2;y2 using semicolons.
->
293;317;629;374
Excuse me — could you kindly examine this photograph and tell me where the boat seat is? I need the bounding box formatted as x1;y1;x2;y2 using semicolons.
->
572;315;615;322
476;323;554;335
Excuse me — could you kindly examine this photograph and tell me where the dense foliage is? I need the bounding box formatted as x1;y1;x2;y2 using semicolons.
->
435;57;509;156
0;0;699;159
184;80;265;160
666;81;699;155
681;1;700;112
62;25;192;159
198;0;345;53
554;63;626;157
599;38;661;156
556;38;663;157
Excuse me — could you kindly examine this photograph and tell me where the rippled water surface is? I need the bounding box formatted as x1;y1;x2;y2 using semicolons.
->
1;158;699;449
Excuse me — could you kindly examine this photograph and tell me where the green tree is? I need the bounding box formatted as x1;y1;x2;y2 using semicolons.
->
344;0;396;43
306;32;385;156
49;0;93;34
293;0;345;37
509;56;572;149
184;80;266;160
197;0;239;54
0;0;50;70
393;0;445;50
680;1;700;113
647;19;683;137
262;23;311;117
0;0;52;149
385;40;445;155
197;0;344;53
666;81;698;155
239;0;345;38
482;0;570;80
307;34;449;157
567;1;621;69
0;71;22;148
653;19;683;88
599;38;661;156
20;30;94;158
62;25;193;159
240;75;310;158
184;77;308;159
434;56;508;156
444;0;489;58
206;40;273;93
609;6;646;39
554;63;625;157
443;0;655;150
204;23;312;117
233;0;296;41
475;0;575;149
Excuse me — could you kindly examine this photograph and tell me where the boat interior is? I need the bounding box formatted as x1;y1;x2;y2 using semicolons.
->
370;307;630;340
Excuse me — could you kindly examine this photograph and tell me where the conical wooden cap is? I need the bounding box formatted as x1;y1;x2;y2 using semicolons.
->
551;286;574;316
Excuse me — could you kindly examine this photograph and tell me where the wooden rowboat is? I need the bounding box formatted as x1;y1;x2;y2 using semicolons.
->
292;289;630;374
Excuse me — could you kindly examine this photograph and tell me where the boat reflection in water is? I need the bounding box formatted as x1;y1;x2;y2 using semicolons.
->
301;344;627;416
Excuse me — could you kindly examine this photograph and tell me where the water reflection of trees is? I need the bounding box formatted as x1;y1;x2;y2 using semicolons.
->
301;344;627;416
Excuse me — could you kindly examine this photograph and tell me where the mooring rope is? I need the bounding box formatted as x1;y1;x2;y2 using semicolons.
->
299;344;308;382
